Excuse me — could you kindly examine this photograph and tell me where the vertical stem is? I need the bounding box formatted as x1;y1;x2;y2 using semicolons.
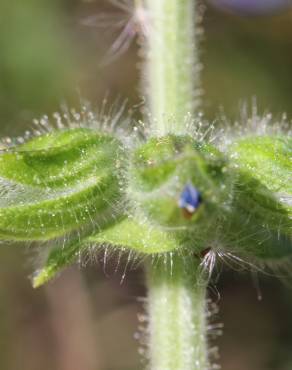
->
145;0;201;135
146;255;209;370
142;1;207;368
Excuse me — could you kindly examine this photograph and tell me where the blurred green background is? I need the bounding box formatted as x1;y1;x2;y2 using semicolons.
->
0;1;292;369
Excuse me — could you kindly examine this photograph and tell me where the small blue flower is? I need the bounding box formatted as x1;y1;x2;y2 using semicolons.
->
179;183;202;217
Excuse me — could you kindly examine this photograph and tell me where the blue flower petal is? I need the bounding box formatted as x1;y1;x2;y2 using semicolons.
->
179;183;202;215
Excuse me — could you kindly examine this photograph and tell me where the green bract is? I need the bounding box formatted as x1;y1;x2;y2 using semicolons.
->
226;135;292;259
0;128;123;240
0;127;291;286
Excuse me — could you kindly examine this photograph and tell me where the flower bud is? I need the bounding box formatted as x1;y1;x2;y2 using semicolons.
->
127;135;233;252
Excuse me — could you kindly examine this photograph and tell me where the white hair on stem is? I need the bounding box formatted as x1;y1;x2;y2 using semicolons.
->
81;0;150;65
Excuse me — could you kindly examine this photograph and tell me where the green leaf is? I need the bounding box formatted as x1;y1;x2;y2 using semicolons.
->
230;135;291;229
230;136;291;196
33;217;179;287
0;128;123;240
227;135;292;259
87;217;179;253
32;237;86;288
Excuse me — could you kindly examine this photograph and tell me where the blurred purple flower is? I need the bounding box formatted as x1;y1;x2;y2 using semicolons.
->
208;0;292;15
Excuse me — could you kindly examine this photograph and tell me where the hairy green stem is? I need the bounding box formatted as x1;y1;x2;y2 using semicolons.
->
146;255;209;370
143;1;208;368
145;0;200;135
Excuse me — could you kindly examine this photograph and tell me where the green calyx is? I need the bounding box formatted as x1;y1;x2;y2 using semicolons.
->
127;134;233;251
0;127;291;287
